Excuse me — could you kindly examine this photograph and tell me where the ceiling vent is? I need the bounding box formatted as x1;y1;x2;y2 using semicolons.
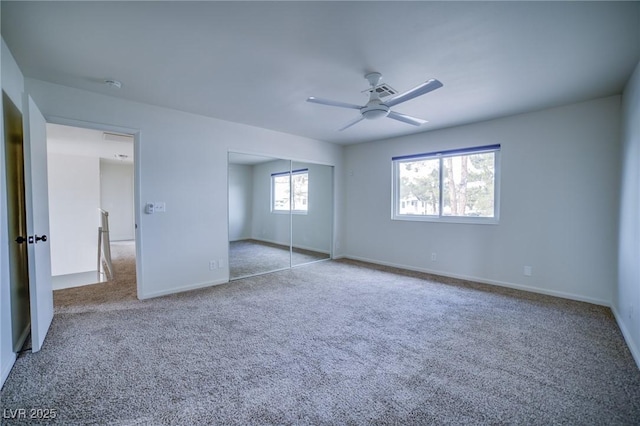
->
104;79;122;89
364;84;397;98
103;131;134;143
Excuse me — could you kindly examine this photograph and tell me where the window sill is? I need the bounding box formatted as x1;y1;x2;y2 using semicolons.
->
392;215;499;225
272;210;308;215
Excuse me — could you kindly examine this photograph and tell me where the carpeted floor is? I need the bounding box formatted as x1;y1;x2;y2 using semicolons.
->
54;241;138;314
229;239;329;279
1;246;639;425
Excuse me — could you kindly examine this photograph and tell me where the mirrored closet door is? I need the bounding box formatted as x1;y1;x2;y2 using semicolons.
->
228;153;333;280
291;161;332;267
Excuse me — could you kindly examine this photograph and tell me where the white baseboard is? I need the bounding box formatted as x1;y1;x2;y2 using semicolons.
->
342;254;611;307
246;237;289;247
293;243;331;255
52;270;102;290
611;306;640;370
1;352;16;390
249;238;330;255
139;278;229;300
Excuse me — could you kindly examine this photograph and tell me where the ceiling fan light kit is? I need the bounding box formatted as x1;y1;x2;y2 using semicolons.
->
361;104;390;120
307;72;443;131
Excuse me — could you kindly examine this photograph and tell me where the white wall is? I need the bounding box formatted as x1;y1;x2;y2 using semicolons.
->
48;153;100;276
616;60;640;367
1;39;25;388
228;163;253;241
100;159;135;241
251;159;291;246
25;78;344;299
291;162;333;254
344;96;621;305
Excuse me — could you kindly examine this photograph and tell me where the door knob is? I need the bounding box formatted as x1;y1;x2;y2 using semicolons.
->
15;236;27;244
35;234;47;243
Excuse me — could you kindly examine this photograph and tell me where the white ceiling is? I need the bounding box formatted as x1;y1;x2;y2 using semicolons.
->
47;123;134;164
2;1;639;145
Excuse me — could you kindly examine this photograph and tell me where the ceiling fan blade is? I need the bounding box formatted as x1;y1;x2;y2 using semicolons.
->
387;111;428;126
385;79;443;108
307;97;362;110
338;116;365;131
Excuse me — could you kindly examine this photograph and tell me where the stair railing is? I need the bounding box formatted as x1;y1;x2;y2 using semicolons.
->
97;209;115;281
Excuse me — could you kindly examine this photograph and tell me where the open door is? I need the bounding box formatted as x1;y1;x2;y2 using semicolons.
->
23;94;53;352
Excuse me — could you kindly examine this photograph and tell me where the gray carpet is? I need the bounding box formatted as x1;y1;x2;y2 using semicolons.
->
229;239;329;279
54;241;138;314
1;250;639;425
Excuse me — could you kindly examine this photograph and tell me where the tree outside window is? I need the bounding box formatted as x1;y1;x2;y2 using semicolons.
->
272;169;308;213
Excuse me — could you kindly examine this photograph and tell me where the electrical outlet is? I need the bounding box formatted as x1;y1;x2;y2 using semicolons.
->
431;253;437;262
209;261;217;270
524;266;532;276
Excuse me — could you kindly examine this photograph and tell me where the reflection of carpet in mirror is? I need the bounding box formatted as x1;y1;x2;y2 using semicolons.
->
230;239;329;279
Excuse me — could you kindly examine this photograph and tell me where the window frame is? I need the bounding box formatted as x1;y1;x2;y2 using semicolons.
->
271;168;309;215
392;145;501;224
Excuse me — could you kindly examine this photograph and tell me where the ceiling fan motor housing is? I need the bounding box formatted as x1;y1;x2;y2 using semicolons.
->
361;103;390;120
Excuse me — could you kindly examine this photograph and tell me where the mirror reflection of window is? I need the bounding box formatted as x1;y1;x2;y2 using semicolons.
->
271;169;308;213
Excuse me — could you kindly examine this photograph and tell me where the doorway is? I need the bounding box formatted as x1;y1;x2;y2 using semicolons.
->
45;123;137;300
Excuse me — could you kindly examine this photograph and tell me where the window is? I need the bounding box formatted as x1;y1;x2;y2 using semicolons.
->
392;145;500;223
271;169;308;213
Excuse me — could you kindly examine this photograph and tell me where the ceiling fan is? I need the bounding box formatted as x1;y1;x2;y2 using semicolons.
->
307;72;443;131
